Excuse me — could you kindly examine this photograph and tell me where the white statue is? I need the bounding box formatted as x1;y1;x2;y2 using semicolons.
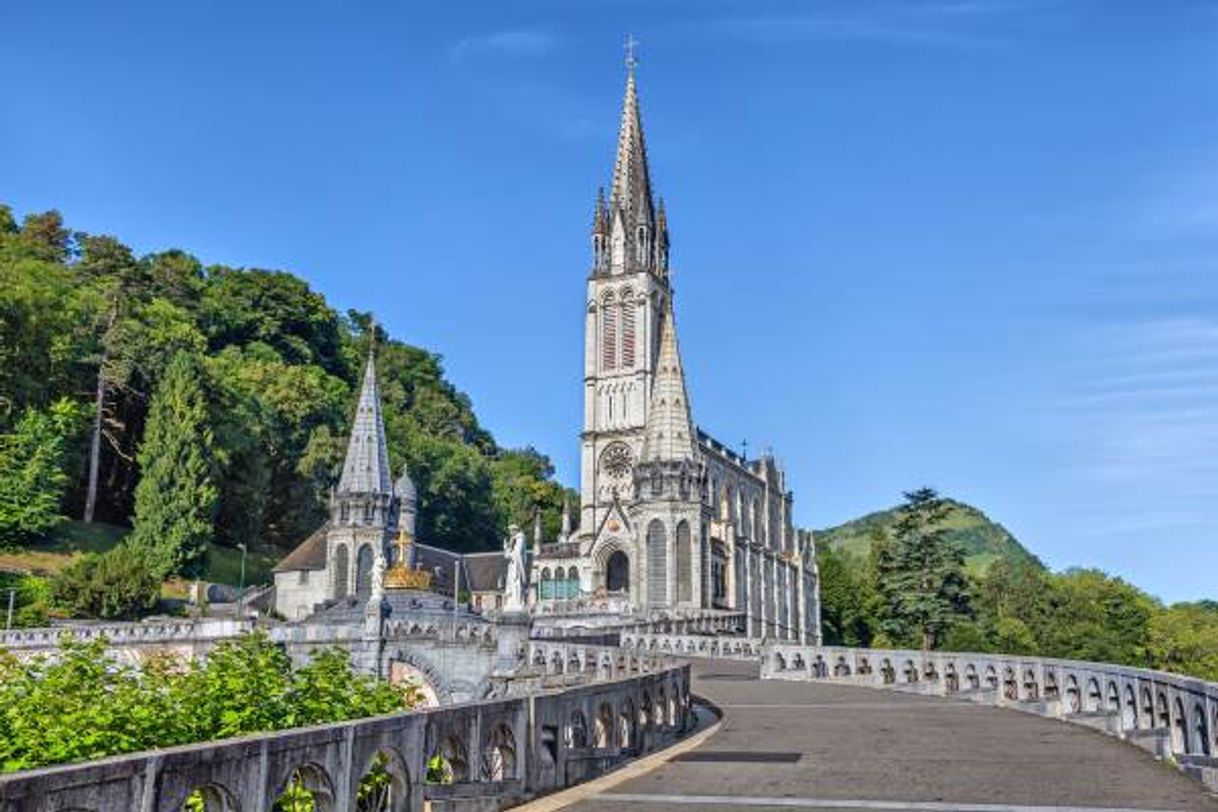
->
370;550;387;604
503;524;527;612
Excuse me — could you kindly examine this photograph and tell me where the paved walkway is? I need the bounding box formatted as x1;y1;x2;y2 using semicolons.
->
569;660;1218;812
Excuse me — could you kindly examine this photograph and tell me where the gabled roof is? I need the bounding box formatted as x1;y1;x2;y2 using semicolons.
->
337;353;392;496
273;524;329;572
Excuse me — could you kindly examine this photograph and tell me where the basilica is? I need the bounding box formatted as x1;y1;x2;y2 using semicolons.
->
530;59;821;643
273;56;821;645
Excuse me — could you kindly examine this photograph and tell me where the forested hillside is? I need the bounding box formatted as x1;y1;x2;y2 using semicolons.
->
815;498;1041;575
0;203;571;617
814;489;1218;681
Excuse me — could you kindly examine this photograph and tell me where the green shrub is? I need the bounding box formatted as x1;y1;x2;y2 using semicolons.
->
52;545;159;620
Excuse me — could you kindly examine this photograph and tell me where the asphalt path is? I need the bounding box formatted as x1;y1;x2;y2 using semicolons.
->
567;659;1218;812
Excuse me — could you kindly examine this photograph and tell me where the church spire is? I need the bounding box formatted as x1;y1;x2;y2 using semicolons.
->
603;35;660;276
610;45;653;221
337;349;392;496
640;302;696;462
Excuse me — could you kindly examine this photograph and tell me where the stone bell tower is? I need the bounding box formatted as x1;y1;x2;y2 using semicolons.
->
579;44;673;542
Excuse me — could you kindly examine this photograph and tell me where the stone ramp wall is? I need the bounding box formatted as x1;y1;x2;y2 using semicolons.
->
762;642;1218;792
0;662;693;812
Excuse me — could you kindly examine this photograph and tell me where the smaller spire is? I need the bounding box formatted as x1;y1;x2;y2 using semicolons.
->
337;351;392;496
640;302;696;462
592;187;608;235
561;495;572;537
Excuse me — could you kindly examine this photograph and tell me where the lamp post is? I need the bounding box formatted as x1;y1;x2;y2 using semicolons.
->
237;543;247;616
4;587;15;631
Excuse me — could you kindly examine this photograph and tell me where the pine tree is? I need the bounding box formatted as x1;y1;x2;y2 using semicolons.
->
0;399;81;546
877;488;971;650
128;352;217;578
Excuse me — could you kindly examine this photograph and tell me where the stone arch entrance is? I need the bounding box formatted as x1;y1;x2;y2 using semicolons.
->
607;550;630;594
387;649;450;705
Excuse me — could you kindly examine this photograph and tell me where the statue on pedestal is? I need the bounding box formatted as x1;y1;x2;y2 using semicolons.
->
503;524;527;612
370;550;387;604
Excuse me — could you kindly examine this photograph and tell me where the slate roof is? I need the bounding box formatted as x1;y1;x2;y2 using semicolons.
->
273;524;329;572
461;551;507;593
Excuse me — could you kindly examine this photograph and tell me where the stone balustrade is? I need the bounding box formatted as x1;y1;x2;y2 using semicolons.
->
525;640;676;681
0;615;497;660
0;618;255;650
0;661;693;812
763;642;1218;792
619;631;762;660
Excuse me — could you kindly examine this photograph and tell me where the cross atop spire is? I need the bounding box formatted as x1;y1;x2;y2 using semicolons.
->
624;34;639;72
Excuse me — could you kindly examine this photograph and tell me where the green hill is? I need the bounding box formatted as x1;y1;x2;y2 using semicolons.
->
813;499;1042;575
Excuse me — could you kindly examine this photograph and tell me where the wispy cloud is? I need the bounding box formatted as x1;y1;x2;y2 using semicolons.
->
692;0;1050;51
449;31;556;63
1062;317;1218;494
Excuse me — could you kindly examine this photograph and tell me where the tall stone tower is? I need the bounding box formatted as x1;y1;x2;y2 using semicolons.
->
579;54;673;539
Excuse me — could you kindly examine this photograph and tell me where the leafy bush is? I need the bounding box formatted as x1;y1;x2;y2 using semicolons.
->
0;572;51;627
0;631;420;773
52;544;160;620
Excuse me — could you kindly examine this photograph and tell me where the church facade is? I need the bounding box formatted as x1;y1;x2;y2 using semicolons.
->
532;61;822;643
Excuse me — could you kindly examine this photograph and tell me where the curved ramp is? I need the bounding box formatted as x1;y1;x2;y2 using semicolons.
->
567;660;1218;812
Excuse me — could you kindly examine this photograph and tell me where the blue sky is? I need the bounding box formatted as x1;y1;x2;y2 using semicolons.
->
2;1;1216;603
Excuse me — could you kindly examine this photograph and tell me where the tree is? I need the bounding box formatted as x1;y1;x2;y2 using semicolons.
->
490;447;570;540
815;543;873;646
128;352;218;578
0;399;82;546
77;234;148;523
52;544;160;620
1148;603;1218;681
876;488;971;650
1038;568;1155;666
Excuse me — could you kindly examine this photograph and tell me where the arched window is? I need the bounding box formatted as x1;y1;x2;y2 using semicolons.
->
356;544;374;599
481;724;517;781
541;568;552;601
676;521;692;603
602;294;617;371
333;545;350;599
647;520;668;608
620;289;636;368
566;711;588;749
752;498;763;544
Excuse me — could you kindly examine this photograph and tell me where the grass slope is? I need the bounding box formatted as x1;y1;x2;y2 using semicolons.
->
813;499;1042;575
0;520;277;587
